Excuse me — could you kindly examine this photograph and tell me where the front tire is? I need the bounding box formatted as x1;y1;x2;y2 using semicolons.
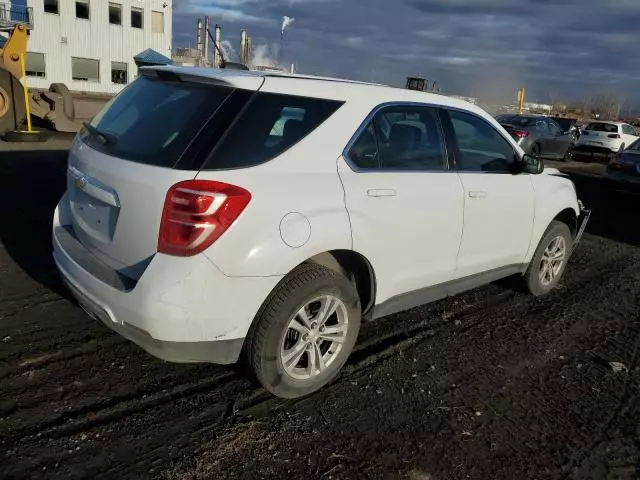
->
524;221;573;296
243;263;361;399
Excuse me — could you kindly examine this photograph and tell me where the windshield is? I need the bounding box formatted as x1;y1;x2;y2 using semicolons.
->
82;76;234;167
586;122;619;133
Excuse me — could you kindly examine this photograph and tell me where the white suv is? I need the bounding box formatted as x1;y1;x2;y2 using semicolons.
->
52;67;589;398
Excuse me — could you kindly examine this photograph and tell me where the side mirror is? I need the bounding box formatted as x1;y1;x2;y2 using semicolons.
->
521;153;544;174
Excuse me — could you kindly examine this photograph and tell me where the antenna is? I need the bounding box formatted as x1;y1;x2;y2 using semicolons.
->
206;26;226;68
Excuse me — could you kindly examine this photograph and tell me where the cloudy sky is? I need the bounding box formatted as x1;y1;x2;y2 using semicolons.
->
172;0;640;104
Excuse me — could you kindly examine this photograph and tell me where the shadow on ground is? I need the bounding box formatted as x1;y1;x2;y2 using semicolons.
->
568;173;640;247
0;149;71;299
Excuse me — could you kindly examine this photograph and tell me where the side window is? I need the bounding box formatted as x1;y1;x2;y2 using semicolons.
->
535;120;548;135
448;110;516;173
547;120;562;135
373;106;447;170
348;123;379;169
203;93;343;169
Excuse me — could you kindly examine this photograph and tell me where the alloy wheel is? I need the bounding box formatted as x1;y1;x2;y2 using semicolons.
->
539;235;567;286
280;295;349;380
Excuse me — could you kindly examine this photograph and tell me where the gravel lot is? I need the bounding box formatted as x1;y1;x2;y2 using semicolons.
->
1;137;639;480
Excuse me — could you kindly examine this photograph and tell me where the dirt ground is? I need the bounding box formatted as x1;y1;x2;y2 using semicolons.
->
0;137;639;480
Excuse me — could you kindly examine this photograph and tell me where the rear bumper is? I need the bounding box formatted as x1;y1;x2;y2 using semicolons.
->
573;143;618;157
52;197;282;364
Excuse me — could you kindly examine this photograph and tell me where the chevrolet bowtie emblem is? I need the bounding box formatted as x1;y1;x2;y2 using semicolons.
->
75;176;88;189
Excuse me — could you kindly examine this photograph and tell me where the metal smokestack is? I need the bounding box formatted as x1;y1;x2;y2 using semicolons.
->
214;24;222;67
196;18;203;55
204;16;210;64
240;30;248;65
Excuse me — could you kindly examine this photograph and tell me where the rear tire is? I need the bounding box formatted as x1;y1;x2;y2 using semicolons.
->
3;130;49;143
243;263;361;399
524;221;573;296
0;68;26;134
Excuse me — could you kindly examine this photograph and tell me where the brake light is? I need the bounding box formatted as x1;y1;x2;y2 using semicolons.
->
513;130;528;138
608;134;621;139
158;180;251;257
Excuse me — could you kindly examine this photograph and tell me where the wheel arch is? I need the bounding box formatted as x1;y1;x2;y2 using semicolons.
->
553;207;578;238
305;250;377;319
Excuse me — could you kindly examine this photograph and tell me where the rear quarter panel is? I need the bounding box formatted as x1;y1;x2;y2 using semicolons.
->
525;173;580;263
197;100;372;277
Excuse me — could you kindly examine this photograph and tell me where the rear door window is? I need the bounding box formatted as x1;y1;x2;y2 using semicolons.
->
203;94;343;170
622;124;637;136
82;76;234;167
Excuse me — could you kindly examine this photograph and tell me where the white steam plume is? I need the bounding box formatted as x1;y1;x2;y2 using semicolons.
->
251;44;280;68
220;39;237;62
281;16;294;38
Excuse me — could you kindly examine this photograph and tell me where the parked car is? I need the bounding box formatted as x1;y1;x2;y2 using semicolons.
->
550;117;580;139
574;121;638;160
52;67;589;398
495;114;575;160
605;139;640;188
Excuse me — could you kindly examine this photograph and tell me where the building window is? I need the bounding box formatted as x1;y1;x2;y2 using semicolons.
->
26;52;46;78
109;3;122;25
131;7;143;29
76;0;89;19
111;62;128;85
72;57;100;82
151;11;164;33
44;0;59;14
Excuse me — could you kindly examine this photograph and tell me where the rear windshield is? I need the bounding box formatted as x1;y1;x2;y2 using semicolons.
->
586;122;619;133
496;115;535;127
81;76;343;170
82;76;233;167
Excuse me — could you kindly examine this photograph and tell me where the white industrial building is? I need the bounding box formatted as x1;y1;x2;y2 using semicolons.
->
23;0;172;94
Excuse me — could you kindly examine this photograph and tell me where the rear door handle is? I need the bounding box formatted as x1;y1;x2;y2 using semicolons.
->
367;189;397;197
468;190;487;198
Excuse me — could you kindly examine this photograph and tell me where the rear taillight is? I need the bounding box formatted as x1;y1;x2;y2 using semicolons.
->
158;180;251;257
608;133;621;139
513;130;529;138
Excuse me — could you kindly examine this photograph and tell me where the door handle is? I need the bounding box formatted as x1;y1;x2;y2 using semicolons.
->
367;189;397;197
468;190;487;198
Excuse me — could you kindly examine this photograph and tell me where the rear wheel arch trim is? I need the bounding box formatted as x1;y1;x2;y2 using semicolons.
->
306;250;377;318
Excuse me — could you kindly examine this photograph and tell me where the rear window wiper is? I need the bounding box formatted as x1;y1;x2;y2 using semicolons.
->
83;122;118;145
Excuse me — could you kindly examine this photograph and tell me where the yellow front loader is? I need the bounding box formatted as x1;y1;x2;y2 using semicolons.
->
0;23;80;134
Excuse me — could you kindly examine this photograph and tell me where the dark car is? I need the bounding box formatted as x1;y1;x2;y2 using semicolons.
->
495;114;575;160
605;138;640;189
551;117;580;138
